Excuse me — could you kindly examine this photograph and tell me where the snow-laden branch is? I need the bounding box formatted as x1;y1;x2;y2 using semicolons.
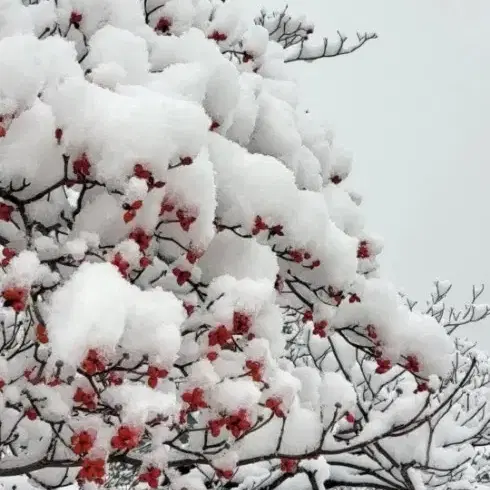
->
255;7;377;64
284;32;378;64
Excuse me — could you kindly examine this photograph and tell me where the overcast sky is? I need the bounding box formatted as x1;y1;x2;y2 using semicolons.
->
250;0;490;346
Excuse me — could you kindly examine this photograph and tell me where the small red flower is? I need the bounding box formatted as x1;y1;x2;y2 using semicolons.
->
208;325;232;347
207;351;218;362
209;120;220;131
280;458;297;474
416;382;429;393
366;324;377;340
225;408;251;437
2;287;27;312
349;293;361;303
233;311;252;335
55;128;63;143
186;248;202;264
303;310;313;323
129;228;151;252
108;372;123;386
36;324;49;344
71;430;95;455
111;425;141;451
131;200;143;211
78;457;106;485
0;203;14;222
313;320;328;337
252;215;268;235
139;466;162;488
328;286;345;305
111;252;130;277
1;247;16;266
176;209;196;232
265;397;285;418
310;259;321;269
73;387;97;410
375;358;392;374
147;365;168;388
182;387;208;411
288;249;304;263
70;11;83;25
269;224;284;236
215;468;234;480
72;153;90;180
155;17;172;33
81;349;106;375
140;256;151;268
245;359;263;382
123;210;136;223
159;197;175;216
183;302;195;316
208;31;227;42
242;52;253;63
180;156;193;166
345;412;355;423
357;240;370;259
133;163;152;180
172;267;191;286
404;355;420;373
25;408;37;420
208;417;226;437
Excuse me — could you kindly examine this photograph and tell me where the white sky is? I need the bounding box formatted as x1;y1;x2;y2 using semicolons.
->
252;0;490;346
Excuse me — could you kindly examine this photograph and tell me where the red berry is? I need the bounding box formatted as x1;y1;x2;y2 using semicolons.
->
345;412;355;423
0;126;6;138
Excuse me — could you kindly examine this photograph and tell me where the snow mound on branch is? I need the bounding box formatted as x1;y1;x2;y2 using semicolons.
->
47;262;184;368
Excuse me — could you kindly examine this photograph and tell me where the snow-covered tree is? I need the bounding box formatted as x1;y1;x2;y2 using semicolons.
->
0;1;463;490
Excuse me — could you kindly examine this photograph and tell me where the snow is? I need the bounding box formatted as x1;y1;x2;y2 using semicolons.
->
0;1;472;488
